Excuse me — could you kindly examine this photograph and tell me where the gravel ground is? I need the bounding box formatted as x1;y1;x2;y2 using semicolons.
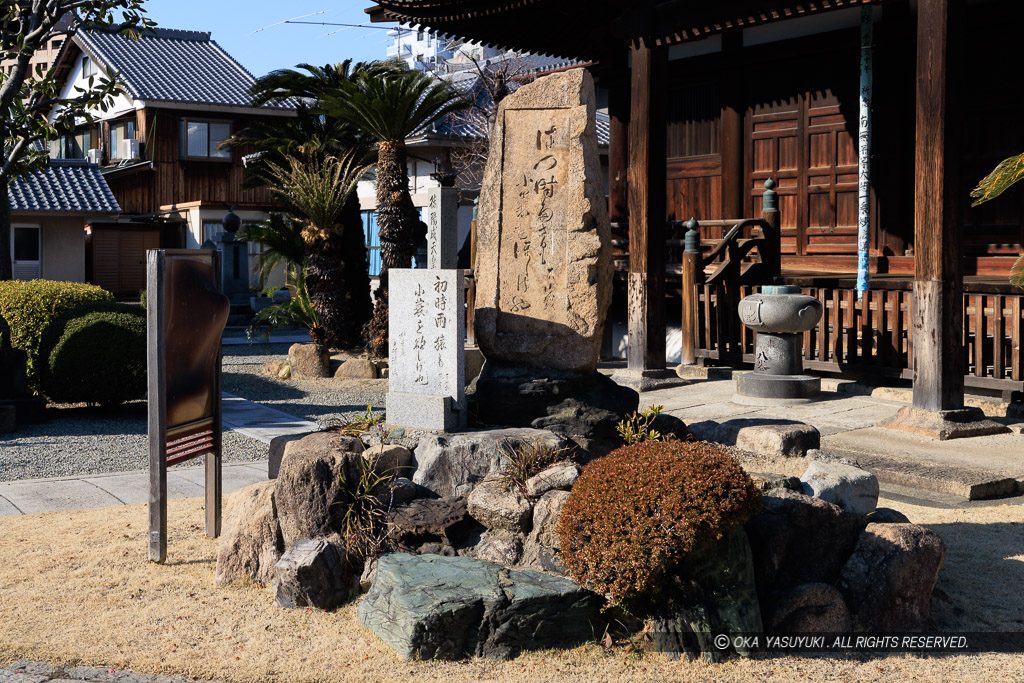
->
0;342;385;482
221;342;387;429
0;403;267;482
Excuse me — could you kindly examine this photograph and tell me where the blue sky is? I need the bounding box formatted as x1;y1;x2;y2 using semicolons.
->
142;0;397;77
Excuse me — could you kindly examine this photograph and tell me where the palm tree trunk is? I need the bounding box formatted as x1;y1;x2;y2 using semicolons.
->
366;140;418;358
374;140;417;280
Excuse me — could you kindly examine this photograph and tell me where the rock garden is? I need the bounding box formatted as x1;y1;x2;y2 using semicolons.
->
215;409;947;662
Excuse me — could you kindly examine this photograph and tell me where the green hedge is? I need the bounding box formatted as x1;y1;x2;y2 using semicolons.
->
0;280;114;389
38;302;147;405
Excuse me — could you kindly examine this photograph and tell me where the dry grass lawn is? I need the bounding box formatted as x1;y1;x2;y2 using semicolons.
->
1;495;1023;682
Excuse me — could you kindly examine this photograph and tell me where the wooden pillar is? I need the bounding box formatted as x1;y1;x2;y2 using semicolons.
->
912;0;963;411
720;30;745;220
680;220;700;366
608;68;630;225
627;42;669;372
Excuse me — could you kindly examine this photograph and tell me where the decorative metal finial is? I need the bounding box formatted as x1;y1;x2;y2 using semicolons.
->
684;217;700;253
762;177;778;212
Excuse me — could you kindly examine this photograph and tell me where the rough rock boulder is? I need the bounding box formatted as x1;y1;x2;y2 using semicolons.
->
215;481;284;587
274;432;365;546
838;523;946;632
358;553;601;660
745;488;865;600
413;428;569;497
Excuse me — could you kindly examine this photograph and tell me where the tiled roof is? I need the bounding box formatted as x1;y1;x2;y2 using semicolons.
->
75;27;290;109
8;159;121;215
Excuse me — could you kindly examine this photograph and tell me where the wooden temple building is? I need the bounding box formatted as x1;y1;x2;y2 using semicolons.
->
367;0;1024;423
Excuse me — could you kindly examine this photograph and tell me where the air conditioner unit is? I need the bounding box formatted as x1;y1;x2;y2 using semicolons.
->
86;148;103;165
119;138;141;161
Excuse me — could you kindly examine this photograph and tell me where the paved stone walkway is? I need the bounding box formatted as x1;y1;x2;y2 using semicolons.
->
221;392;318;444
0;391;318;518
0;460;269;517
0;661;215;683
644;375;1024;500
220;333;309;346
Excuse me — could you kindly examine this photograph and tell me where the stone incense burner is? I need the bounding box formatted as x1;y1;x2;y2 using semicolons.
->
734;285;823;405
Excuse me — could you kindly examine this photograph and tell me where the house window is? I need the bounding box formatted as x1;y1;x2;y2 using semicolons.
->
49;128;92;159
110;121;136;159
362;211;382;277
202;221;223;245
82;56;98;79
179;119;231;160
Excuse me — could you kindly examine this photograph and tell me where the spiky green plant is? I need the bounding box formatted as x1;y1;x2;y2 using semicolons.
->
971;152;1024;287
247;266;322;345
235;213;306;287
260;150;372;347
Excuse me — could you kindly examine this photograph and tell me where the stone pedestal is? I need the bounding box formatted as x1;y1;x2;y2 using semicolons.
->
386;269;466;431
471;361;637;440
426;186;459;270
611;367;688;393
880;406;1009;441
734;286;823;405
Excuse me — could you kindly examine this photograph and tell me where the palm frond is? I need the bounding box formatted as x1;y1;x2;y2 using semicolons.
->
971;152;1024;206
324;65;470;145
235;213;306;282
247;266;321;343
1010;254;1024;289
263;150;372;237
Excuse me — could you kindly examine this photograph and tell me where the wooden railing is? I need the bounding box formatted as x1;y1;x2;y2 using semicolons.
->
690;282;1024;398
678;179;782;363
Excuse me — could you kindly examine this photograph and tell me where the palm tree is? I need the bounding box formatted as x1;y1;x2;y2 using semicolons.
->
325;65;469;275
971;152;1024;287
225;61;385;347
263;151;372;349
324;64;468;356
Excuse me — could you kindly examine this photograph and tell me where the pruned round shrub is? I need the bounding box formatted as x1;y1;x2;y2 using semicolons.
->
557;440;762;609
38;302;146;405
0;280;113;389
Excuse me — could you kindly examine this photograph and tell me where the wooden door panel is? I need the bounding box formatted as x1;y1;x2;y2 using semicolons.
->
91;231;120;293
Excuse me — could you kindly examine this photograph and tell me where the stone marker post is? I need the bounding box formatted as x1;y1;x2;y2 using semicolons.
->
386;268;466;431
426;186;459;270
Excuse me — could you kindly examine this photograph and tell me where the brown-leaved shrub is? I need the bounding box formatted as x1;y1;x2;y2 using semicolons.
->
557;440;761;609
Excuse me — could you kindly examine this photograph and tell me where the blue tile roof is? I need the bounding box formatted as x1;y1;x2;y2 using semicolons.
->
75;27;290;109
8;159;121;215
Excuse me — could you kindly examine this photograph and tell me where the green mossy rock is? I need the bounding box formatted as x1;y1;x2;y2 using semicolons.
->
358;553;601;660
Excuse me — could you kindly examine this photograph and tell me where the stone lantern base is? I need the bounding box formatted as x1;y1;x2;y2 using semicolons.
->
733;371;821;406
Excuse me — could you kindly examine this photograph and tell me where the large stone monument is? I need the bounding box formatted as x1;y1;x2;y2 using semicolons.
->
387;268;467;431
471;69;637;437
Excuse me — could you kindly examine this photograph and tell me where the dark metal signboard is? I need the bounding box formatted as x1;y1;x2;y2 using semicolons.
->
147;249;230;563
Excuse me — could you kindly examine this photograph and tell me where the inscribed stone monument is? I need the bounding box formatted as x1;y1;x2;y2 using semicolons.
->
426;186;459;270
474;68;611;375
387;268;466;431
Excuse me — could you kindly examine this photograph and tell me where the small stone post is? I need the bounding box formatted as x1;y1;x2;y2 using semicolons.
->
426;186;459;270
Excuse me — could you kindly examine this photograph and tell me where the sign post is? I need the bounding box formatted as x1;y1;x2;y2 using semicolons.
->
147;249;230;563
